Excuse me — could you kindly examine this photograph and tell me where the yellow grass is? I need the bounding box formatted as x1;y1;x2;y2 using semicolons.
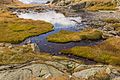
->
0;11;53;43
61;37;120;66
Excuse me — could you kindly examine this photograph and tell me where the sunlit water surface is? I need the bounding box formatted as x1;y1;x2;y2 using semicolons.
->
19;0;53;4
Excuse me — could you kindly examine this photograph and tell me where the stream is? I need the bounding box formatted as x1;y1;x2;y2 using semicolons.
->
16;0;103;64
19;0;53;4
17;10;102;54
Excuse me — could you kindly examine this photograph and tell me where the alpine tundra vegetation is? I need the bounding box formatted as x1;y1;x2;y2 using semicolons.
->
0;0;120;80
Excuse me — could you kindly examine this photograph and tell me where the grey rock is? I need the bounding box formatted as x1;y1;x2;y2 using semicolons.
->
0;64;63;80
0;43;5;47
108;31;118;35
112;77;120;80
73;67;105;79
0;63;119;80
106;67;111;74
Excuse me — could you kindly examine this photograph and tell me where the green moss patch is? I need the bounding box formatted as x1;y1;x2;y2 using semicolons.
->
61;37;120;66
47;29;103;43
0;11;53;43
0;44;71;64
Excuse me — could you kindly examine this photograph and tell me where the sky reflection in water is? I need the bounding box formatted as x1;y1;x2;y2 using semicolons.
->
18;11;81;29
19;0;53;4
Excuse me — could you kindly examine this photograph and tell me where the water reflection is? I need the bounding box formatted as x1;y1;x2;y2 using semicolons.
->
17;10;101;54
18;11;81;29
19;0;53;4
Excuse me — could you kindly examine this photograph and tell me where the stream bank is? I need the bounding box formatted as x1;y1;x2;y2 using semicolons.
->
14;9;103;54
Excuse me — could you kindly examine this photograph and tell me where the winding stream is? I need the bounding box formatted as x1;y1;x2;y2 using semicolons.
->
17;10;101;54
15;0;103;64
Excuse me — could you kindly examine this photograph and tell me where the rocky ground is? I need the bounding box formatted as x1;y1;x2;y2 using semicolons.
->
83;11;120;38
0;0;120;80
0;42;119;80
0;58;120;80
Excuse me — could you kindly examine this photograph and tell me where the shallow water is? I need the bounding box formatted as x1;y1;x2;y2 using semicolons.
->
17;10;101;54
19;0;53;4
18;11;81;29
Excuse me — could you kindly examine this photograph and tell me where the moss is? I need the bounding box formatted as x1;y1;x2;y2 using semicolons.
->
61;37;120;66
47;29;103;43
47;30;81;43
0;11;53;44
0;44;73;64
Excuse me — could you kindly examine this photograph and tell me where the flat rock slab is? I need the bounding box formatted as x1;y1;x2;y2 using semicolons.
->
0;61;119;80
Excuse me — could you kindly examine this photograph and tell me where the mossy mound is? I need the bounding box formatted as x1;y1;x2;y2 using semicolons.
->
61;37;120;66
0;11;53;44
0;43;71;64
47;29;103;43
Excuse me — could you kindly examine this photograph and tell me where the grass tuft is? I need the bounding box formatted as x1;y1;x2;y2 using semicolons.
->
0;11;53;43
86;1;117;11
47;29;103;43
61;37;120;66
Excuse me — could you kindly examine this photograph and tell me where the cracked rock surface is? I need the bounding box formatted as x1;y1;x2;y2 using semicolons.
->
0;60;120;80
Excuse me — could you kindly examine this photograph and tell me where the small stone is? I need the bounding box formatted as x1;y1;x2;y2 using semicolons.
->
8;45;13;49
112;69;120;74
110;31;117;35
22;45;27;48
5;43;12;47
0;43;5;47
112;77;120;80
106;67;111;74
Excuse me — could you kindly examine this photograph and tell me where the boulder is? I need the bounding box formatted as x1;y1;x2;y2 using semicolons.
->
73;67;105;79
